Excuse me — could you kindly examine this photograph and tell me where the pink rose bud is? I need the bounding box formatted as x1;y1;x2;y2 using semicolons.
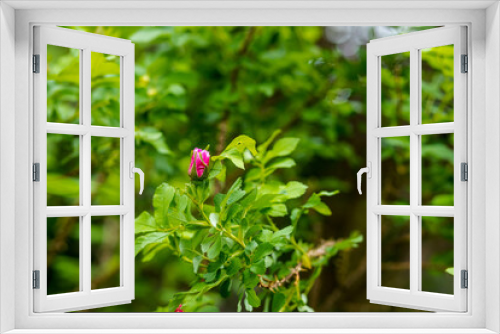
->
188;148;210;179
174;304;184;312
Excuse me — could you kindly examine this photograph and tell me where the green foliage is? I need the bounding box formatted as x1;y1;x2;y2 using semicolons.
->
46;26;453;312
135;132;363;312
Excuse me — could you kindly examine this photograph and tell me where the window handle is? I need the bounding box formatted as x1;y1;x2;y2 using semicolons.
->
129;162;144;195
357;162;371;195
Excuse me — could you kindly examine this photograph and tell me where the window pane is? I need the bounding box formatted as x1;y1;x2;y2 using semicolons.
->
91;136;121;205
47;217;80;295
421;134;454;206
381;136;410;205
47;134;80;206
91;52;121;127
381;215;410;290
421;217;454;294
381;52;410;127
47;45;80;124
91;216;121;290
421;45;454;124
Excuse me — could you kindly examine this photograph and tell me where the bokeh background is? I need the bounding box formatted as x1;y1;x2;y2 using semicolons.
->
45;26;455;312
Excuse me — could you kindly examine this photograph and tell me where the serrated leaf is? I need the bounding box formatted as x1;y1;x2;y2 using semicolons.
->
272;293;286;312
135;211;156;233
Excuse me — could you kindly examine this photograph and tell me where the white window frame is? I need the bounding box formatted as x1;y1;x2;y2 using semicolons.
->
33;26;136;312
1;1;499;333
366;26;467;312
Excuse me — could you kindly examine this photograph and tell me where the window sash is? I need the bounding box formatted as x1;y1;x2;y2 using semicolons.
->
366;26;467;312
33;26;136;313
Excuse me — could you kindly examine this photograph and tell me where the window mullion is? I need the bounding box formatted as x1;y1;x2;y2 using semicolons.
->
82;47;92;294
409;47;420;294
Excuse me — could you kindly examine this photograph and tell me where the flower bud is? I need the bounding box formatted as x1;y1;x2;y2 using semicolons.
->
188;148;210;179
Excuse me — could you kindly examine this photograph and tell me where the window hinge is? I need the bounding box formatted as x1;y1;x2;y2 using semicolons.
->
461;270;468;289
33;163;40;182
461;54;468;73
33;54;40;73
33;270;40;289
461;162;468;181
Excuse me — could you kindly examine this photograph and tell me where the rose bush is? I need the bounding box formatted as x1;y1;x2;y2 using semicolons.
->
135;131;363;312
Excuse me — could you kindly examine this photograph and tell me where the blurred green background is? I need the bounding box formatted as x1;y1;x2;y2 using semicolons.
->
46;26;455;312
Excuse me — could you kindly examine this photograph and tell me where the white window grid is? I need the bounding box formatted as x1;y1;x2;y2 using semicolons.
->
366;26;468;312
33;26;135;313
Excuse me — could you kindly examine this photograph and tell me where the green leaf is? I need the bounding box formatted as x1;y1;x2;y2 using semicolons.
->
201;235;216;253
303;191;338;216
226;257;243;276
253;242;274;261
265;138;300;161
267;204;288;217
207;238;222;259
311;201;332;215
243;269;259;289
153;183;176;227
135;211;156;233
267;157;296;170
221;148;245;169
227;188;246;206
208;160;223;180
135;232;170;256
135;127;171;155
257;129;282;154
259;229;274;243
192;255;203;273
250;259;266;275
209;212;219;228
245;288;261;308
446;267;454;276
272;293;286;312
280;181;308;199
272;226;294;241
129;27;172;43
224;135;258;156
220;278;232;298
220;178;245;211
244;296;253;312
